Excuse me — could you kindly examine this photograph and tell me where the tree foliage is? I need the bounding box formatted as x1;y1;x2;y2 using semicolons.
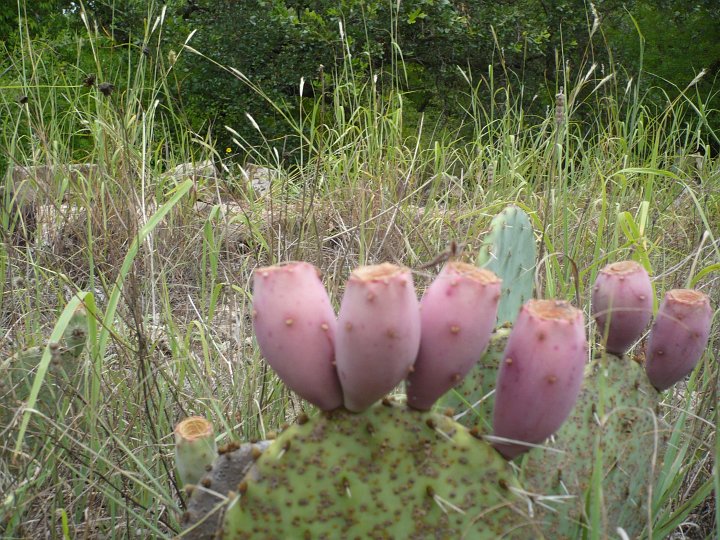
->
2;0;718;154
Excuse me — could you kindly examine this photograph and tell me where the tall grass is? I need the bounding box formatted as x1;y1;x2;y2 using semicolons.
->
1;2;718;538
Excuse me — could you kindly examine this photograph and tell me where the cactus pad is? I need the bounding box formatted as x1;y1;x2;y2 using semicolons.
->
477;206;536;325
175;417;218;487
211;401;540;539
522;352;665;538
0;305;88;410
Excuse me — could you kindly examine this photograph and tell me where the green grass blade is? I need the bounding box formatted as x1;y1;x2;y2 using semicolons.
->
96;179;193;360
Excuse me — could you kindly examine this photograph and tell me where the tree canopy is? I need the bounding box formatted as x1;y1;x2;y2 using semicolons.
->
1;0;718;153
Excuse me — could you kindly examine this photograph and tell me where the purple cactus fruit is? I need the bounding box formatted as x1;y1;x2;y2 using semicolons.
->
645;289;712;391
407;262;501;411
335;263;421;412
592;260;653;355
492;299;587;460
252;262;343;410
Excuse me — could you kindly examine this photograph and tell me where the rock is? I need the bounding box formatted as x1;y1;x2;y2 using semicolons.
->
164;160;217;182
3;164;99;245
242;164;276;195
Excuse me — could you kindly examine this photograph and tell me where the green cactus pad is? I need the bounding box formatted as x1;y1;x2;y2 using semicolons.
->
218;401;541;539
0;305;88;410
477;206;536;325
522;353;666;538
62;305;89;358
440;328;508;430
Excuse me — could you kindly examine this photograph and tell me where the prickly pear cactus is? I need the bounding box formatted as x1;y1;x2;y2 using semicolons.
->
521;352;666;538
177;248;713;539
211;401;540;539
0;305;88;411
477;205;536;325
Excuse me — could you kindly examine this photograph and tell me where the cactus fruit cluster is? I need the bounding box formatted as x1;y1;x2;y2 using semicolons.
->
175;206;714;538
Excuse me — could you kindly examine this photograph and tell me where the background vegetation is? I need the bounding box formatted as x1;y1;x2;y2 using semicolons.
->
2;0;719;155
0;1;718;538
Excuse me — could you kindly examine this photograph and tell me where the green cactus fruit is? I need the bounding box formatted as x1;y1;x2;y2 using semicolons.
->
440;327;509;430
175;417;218;487
522;351;666;538
645;289;712;391
492;300;587;460
336;264;421;412
215;401;541;539
407;262;501;411
477;205;536;325
252;262;343;410
591;261;653;355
